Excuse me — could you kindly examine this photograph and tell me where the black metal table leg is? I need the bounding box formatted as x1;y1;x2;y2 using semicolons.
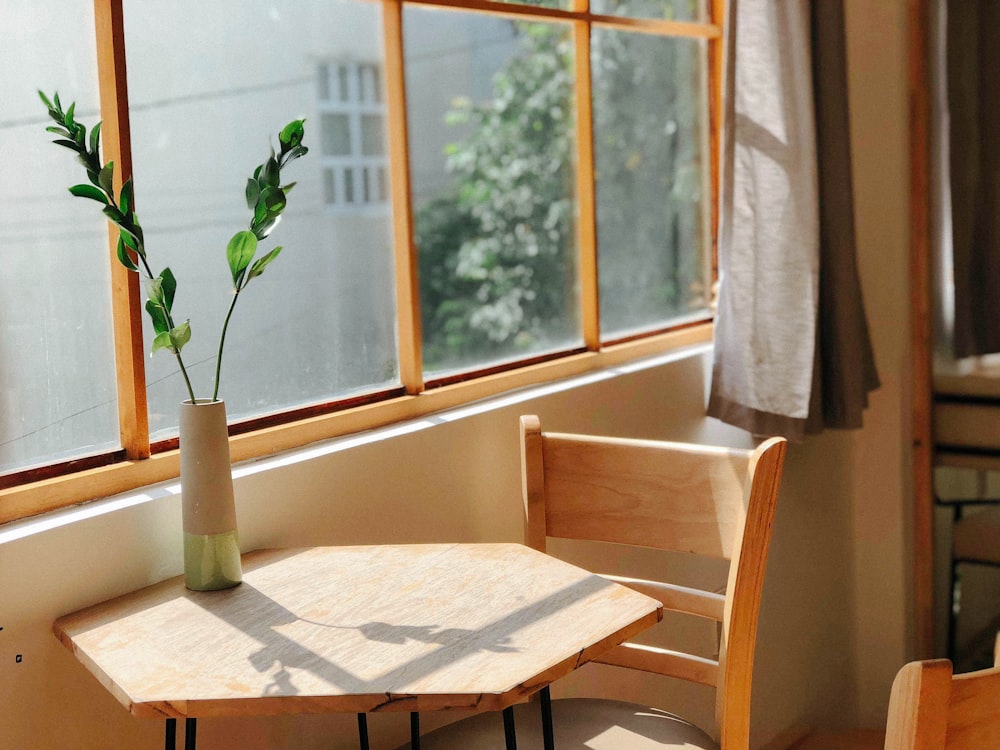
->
502;705;517;750
165;719;176;750
357;713;370;750
540;686;555;750
184;718;197;750
410;711;421;749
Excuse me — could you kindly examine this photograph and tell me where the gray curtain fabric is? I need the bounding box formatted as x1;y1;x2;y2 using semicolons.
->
948;1;1000;358
707;0;878;440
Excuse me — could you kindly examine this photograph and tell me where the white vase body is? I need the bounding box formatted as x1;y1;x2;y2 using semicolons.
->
179;399;242;591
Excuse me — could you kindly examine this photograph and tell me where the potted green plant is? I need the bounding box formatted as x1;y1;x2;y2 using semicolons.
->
40;91;308;591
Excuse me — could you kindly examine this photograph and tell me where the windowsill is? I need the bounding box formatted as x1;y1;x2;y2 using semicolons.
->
0;324;712;528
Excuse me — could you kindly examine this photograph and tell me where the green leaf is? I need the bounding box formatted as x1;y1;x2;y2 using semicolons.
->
145;299;169;335
145;276;164;307
103;205;126;226
65;102;76;129
53;92;62;112
261;156;280;187
252;216;280;240
169;321;191;352
280;181;297;194
245;178;260;210
116;236;139;271
89;121;102;157
278;119;305;152
159;267;177;312
69;183;109;204
45;125;71;138
120;228;138;251
52;138;79;152
38;90;53;109
151;331;175;354
247;246;282;281
226;230;258;287
98;162;114;196
120;179;133;215
260;185;286;214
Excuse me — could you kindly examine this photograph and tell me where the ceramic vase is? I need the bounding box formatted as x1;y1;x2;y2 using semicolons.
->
179;399;242;591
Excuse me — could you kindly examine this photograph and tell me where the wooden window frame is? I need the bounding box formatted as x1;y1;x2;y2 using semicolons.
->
0;0;722;525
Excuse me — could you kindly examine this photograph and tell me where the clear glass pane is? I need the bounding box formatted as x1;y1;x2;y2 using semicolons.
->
406;12;582;377
0;4;120;474
123;0;399;440
361;114;385;156
590;0;706;22
592;29;711;338
321;113;352;156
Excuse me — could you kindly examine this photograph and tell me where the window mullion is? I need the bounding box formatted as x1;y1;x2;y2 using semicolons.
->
382;0;424;394
710;0;726;278
93;0;150;459
574;20;600;351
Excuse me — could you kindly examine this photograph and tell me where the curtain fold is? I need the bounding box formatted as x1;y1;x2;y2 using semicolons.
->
948;0;1000;358
707;0;878;440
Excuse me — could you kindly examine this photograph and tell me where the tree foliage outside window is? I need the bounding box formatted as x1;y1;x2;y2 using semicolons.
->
416;21;708;371
416;24;578;371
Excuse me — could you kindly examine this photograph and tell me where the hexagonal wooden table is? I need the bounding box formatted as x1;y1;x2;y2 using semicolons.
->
55;544;663;749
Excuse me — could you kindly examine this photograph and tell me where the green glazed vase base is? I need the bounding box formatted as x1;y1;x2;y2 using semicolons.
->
184;530;243;591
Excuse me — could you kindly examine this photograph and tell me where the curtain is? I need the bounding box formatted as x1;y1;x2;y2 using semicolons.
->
707;0;878;440
948;1;1000;358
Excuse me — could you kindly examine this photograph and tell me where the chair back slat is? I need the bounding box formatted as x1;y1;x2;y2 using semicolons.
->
884;659;1000;749
593;642;720;686
602;575;726;621
539;433;753;559
946;666;1000;747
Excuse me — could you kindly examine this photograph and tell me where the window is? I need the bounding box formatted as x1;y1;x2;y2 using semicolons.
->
318;61;390;210
1;0;720;521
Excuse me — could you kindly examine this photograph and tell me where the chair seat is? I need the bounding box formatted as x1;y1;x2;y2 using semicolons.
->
953;506;1000;565
399;697;719;749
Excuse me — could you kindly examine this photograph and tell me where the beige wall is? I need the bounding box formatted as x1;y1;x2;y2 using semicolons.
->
0;1;916;747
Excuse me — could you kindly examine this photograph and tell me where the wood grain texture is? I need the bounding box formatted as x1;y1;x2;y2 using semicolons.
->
539;433;753;559
54;544;661;720
884;659;1000;749
884;660;951;749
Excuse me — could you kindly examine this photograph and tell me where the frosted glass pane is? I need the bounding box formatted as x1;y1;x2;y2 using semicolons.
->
593;29;712;338
406;12;582;376
123;0;399;439
0;4;119;474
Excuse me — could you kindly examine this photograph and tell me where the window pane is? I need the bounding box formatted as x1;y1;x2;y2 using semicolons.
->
321;113;352;156
0;3;120;474
592;29;711;338
123;0;398;440
406;12;582;377
361;114;385;156
589;0;707;22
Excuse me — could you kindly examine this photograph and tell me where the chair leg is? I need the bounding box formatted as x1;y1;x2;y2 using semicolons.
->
502;705;517;750
949;559;961;662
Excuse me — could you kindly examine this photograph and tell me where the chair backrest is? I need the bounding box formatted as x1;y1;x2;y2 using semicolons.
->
519;415;787;750
885;659;1000;749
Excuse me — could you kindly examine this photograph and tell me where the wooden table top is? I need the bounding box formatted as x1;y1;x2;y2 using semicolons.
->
54;544;662;720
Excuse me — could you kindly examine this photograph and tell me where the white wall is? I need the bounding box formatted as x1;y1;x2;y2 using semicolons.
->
0;0;917;747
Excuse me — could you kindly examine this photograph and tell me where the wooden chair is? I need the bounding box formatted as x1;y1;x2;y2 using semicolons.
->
884;659;1000;749
933;367;1000;663
406;415;787;749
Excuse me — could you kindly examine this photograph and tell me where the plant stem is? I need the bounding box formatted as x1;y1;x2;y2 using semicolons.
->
213;288;242;402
